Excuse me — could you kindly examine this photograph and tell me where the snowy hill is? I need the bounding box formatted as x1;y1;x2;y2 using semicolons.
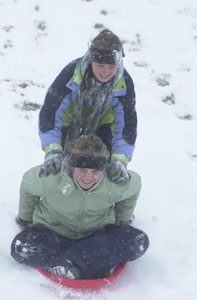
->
0;0;197;299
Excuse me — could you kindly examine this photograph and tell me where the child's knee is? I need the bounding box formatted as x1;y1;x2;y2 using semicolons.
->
11;236;26;263
10;230;35;263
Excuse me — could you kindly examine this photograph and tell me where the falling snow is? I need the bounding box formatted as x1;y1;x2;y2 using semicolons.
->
0;0;197;300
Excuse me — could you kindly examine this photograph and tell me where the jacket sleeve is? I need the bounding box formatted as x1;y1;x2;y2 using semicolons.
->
18;166;45;222
114;171;141;222
39;58;80;152
111;69;137;164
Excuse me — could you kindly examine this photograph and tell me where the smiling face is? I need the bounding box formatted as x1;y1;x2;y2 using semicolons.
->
74;168;103;190
92;62;118;83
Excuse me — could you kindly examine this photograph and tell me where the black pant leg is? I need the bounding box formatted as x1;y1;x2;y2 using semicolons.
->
63;224;149;279
10;224;74;267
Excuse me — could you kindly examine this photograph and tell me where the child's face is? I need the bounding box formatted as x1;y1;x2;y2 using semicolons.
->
74;168;103;190
92;62;118;83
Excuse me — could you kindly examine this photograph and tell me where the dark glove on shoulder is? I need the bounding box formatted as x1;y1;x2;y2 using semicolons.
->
106;159;129;185
15;216;32;229
39;150;63;177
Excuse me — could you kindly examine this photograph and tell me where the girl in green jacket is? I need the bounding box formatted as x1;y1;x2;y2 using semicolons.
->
11;135;149;279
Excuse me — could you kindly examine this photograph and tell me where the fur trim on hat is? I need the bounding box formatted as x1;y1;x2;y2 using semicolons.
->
67;135;110;170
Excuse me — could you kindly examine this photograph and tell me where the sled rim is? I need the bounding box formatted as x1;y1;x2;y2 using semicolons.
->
37;262;126;289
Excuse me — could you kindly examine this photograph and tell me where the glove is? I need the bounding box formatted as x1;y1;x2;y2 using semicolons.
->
39;150;63;177
106;159;129;185
15;216;32;229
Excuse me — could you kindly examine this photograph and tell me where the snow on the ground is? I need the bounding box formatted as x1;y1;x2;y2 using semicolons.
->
0;0;197;299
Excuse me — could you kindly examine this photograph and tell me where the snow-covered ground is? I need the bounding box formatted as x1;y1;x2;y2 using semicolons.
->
0;0;197;299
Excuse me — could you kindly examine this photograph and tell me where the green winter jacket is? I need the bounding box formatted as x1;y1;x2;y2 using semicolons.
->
18;162;141;240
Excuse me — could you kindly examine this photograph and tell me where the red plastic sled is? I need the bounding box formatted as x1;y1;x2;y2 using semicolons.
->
37;262;126;289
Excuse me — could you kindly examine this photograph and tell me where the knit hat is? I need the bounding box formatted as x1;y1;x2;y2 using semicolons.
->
89;29;124;65
67;135;110;171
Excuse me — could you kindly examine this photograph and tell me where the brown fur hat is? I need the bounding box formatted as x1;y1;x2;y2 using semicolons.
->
67;134;110;170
